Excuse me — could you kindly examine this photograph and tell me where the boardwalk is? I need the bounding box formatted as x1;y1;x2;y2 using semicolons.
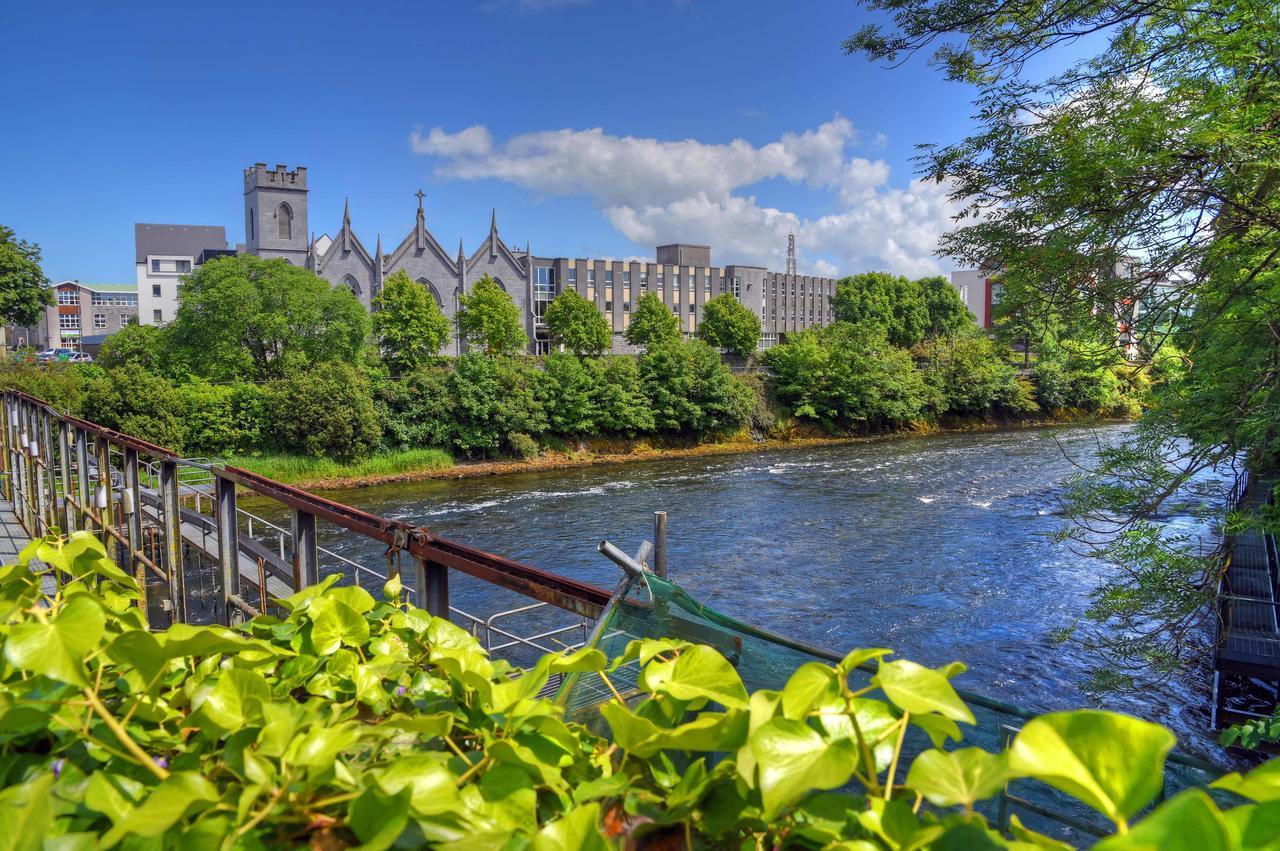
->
0;501;28;563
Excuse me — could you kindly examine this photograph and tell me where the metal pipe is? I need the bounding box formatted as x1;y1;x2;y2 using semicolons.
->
215;472;240;625
160;459;185;623
598;539;649;578
291;509;319;589
654;510;668;578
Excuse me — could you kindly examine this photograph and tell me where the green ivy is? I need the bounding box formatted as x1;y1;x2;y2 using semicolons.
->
1;531;1275;848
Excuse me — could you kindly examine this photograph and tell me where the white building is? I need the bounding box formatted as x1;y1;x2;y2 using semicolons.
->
134;224;230;325
950;268;1001;329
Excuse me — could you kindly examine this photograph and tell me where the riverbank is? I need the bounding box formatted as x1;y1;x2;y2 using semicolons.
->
229;410;1123;490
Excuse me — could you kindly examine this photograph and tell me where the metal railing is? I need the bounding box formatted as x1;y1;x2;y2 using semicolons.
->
0;390;611;644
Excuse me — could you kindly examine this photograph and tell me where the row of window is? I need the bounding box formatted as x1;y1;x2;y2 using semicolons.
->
149;259;192;274
58;313;135;331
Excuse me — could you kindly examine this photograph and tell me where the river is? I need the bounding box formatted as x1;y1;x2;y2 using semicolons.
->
298;423;1227;759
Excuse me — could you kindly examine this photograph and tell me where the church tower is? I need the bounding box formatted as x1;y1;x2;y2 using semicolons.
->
244;163;309;264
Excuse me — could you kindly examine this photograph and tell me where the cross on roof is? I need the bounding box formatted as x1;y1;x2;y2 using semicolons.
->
415;189;425;208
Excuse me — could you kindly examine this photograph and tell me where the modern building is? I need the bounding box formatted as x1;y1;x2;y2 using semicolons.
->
135;223;230;325
9;281;139;352
951;267;1002;329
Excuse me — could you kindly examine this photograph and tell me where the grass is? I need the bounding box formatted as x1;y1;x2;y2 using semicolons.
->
226;448;454;485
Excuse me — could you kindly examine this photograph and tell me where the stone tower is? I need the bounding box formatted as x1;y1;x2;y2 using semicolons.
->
243;163;309;264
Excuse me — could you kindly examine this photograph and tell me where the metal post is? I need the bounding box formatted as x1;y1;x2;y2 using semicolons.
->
74;428;91;532
96;436;113;550
291;509;319;589
215;472;240;624
159;460;185;623
122;447;146;624
58;421;75;533
41;410;57;533
415;557;449;618
653;510;668;578
1;396;12;503
29;408;47;535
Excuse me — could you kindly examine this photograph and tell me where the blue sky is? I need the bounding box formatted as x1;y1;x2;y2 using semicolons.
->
3;0;990;283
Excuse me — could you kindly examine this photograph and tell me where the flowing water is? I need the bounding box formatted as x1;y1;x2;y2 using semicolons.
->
299;423;1229;759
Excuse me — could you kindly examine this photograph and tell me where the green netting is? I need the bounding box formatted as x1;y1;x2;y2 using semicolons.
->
557;572;1231;843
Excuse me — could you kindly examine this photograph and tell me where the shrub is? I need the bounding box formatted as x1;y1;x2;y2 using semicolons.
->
448;354;545;456
1;532;1271;848
82;364;187;450
590;356;655;436
640;339;752;435
266;363;380;462
173;377;236;456
915;333;1024;417
96;323;167;372
507;430;539;460
540;352;599;436
371;366;454;452
543;289;610;357
0;363;94;415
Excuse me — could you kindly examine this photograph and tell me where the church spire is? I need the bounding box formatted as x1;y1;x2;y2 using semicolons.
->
490;207;498;233
457;238;467;291
374;234;384;295
414;189;427;251
341;197;351;252
489;208;499;258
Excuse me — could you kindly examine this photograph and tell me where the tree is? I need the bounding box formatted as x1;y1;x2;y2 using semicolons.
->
918;275;973;339
639;338;752;434
371;270;450;374
846;0;1280;685
697;294;762;358
266;363;381;462
456;274;527;356
97;323;166;372
543;289;610;357
167;255;368;381
0;226;53;339
832;272;928;348
624;292;680;349
540;352;599;436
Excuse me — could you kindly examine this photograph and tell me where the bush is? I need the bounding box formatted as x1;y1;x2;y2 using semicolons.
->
507;430;540;460
448;354;546;457
82;364;187;450
266;363;381;462
96;323;167;372
640;339;752;435
590;357;655;436
540;352;599;437
173;377;236;456
0;363;94;415
1;532;1271;848
915;333;1025;417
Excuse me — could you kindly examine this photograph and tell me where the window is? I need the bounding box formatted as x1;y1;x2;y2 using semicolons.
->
249;210;255;241
605;270;613;285
151;259;161;272
94;314;107;329
568;267;576;284
416;277;443;308
152;284;162;298
58;315;80;330
277;203;293;240
671;305;679;315
343;275;363;297
623;271;631;285
56;289;79;305
605;300;613;312
587;269;596;285
640;271;648;288
153;309;163;323
177;260;191;273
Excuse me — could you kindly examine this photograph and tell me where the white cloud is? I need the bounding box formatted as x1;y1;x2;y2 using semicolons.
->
410;116;959;276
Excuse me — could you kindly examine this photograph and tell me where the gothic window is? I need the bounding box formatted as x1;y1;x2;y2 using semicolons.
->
416;277;443;308
491;276;506;292
249;210;255;241
277;203;293;240
342;275;363;297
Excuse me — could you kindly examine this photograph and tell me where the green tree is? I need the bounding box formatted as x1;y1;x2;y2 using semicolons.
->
918;275;973;339
97;323;166;372
543;289;610;357
81;364;187;451
0;226;53;340
167;255;368;381
697;294;762;358
590;357;656;436
266;363;381;462
624;292;680;349
639;338;752;435
914;333;1033;417
540;352;599;436
846;0;1280;683
371;270;450;374
456;275;527;356
832;272;928;347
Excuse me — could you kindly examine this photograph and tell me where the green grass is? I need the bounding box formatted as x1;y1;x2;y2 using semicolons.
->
226;448;454;485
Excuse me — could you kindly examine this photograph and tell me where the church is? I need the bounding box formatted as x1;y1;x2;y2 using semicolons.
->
240;162;839;356
244;163;532;357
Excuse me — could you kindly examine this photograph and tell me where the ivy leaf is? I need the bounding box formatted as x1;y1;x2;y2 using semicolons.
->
1211;758;1280;802
872;659;975;724
750;717;858;819
99;773;219;848
1008;710;1174;826
781;662;840;720
309;599;370;655
905;748;1010;809
199;668;272;731
1093;789;1230;851
106;631;166;685
348;786;410;851
375;755;459;815
643;645;748;710
328;585;376;614
531;803;611;851
4;594;105;687
0;772;53;851
837;647;892;675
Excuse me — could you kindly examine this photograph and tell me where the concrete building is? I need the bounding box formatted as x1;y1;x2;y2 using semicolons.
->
10;281;139;352
135;223;230;325
951;267;1002;329
236;163;839;355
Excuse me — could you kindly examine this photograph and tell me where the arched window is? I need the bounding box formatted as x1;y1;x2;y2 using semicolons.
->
342;275;363;297
416;277;443;308
491;276;506;292
277;203;293;240
249;209;255;241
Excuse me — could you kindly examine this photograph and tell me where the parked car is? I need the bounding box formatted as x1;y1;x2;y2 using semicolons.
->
68;352;93;363
36;348;79;363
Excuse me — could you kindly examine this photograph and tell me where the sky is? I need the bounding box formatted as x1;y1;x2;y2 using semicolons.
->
2;0;991;283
